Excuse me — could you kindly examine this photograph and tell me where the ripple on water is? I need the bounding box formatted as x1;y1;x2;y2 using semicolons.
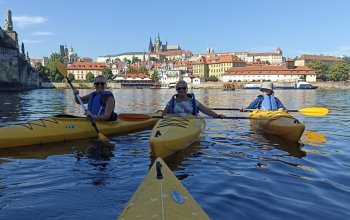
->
1;89;350;219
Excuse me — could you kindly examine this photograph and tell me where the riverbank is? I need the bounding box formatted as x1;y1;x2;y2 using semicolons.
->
193;81;350;90
312;81;350;89
3;81;349;91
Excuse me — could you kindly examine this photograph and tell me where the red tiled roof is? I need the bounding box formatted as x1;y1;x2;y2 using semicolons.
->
67;61;107;70
224;66;315;75
297;54;342;61
174;60;193;66
152;50;192;56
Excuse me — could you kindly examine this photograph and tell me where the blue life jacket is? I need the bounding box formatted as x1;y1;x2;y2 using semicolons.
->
168;93;199;115
88;91;117;121
261;94;278;110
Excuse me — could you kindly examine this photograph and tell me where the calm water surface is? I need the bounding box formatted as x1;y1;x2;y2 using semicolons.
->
0;88;349;220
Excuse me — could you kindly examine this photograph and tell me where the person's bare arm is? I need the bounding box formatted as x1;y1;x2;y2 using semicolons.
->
98;97;115;121
74;90;89;104
198;103;224;118
162;104;169;116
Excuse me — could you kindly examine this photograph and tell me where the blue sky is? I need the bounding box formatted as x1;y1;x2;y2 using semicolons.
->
1;0;350;60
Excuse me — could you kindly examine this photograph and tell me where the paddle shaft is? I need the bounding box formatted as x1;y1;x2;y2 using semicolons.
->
66;79;101;134
212;108;299;113
119;114;258;121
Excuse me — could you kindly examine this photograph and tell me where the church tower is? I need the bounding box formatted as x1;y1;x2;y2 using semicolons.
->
4;9;13;31
3;9;18;47
148;37;154;53
155;33;162;53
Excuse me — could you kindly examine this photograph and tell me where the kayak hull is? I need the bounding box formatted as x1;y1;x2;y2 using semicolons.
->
118;157;210;220
149;116;206;158
249;110;305;142
0;114;160;148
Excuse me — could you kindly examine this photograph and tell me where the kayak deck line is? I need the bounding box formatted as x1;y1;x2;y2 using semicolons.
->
157;117;190;129
20;118;60;130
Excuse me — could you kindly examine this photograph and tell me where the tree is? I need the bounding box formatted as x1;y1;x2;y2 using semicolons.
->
205;76;219;82
123;58;131;64
34;62;50;81
150;71;160;82
46;52;64;82
139;66;148;74
341;55;350;65
307;60;329;81
67;73;75;81
86;72;94;82
126;66;138;74
102;67;113;81
328;62;350;81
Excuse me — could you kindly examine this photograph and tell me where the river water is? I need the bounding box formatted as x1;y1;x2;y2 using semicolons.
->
0;88;349;220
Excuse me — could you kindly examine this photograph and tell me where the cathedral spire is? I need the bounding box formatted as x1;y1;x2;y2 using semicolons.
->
4;9;13;31
148;37;153;53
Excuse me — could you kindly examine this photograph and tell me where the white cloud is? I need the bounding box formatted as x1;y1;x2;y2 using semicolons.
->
23;40;45;44
32;31;53;36
13;16;47;28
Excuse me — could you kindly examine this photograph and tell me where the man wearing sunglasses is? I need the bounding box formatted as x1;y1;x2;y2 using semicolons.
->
163;80;224;118
74;75;117;121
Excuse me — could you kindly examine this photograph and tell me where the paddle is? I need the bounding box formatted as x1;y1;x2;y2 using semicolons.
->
55;62;114;147
119;113;261;122
211;107;329;117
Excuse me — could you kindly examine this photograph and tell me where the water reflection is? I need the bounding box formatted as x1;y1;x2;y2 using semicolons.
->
251;132;306;158
0;138;113;161
0;90;67;125
1;89;350;220
302;130;327;146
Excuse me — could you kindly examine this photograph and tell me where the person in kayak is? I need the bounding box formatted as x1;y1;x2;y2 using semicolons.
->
242;82;286;111
163;80;225;118
74;75;117;121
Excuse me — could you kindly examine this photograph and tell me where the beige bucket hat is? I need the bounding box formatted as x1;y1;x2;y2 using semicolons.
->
260;82;274;92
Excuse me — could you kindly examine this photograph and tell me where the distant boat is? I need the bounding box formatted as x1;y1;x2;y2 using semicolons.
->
294;81;318;89
243;81;318;90
243;83;261;89
150;83;169;89
168;83;176;89
223;82;235;90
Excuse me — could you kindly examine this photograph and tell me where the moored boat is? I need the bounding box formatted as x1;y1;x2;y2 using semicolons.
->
149;116;206;158
0;113;160;148
249;110;305;142
243;80;318;90
118;157;210;220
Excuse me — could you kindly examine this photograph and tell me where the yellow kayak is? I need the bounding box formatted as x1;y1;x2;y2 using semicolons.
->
249;110;305;142
149;116;206;158
118;157;210;220
0;113;160;148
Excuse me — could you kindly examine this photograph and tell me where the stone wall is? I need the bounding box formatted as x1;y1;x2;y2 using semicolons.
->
0;11;39;90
